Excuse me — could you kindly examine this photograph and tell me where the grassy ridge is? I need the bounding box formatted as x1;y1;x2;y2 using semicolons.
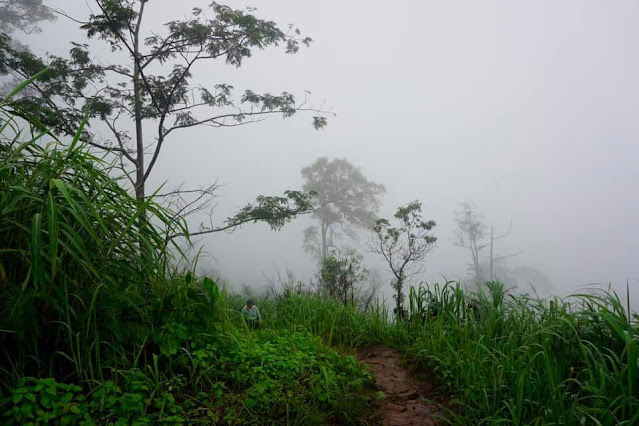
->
248;282;639;424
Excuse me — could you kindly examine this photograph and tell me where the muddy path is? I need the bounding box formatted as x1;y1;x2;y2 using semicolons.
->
357;346;449;426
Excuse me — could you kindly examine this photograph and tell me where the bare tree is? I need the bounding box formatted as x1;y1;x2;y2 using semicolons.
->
487;220;521;281
370;201;437;315
455;202;487;282
455;202;520;284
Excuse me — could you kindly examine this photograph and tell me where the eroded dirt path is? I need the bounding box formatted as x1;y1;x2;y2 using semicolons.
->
357;346;448;426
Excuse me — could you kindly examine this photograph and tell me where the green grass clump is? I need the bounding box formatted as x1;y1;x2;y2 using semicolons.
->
0;93;191;384
394;282;639;425
264;281;639;425
176;329;373;424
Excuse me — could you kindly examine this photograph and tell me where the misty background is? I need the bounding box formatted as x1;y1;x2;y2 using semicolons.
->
20;0;639;304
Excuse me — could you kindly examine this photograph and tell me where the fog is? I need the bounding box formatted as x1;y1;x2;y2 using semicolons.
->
24;0;639;305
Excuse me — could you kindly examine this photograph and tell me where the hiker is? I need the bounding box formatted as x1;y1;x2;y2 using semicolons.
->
241;299;262;330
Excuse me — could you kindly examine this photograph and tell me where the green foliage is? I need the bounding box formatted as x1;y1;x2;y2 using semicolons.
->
0;94;190;381
1;374;189;425
87;372;187;424
1;331;372;425
371;201;437;313
409;282;639;424
173;330;372;424
268;281;639;424
226;190;317;232
1;378;88;425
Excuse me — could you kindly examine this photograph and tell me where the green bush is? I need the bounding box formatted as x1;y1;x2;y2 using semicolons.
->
1;331;372;425
171;329;373;424
1;378;89;425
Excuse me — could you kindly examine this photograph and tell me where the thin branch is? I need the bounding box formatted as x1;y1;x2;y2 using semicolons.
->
494;218;514;240
42;4;88;25
492;251;522;262
105;112;135;163
163;107;329;136
85;139;127;154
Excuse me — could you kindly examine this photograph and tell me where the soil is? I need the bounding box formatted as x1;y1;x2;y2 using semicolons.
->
357;346;449;426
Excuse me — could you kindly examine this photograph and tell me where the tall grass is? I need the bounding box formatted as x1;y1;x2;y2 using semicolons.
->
0;81;195;386
264;281;639;424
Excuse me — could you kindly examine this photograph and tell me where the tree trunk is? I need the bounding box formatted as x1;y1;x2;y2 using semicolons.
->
133;2;148;255
394;273;404;316
320;219;328;260
133;3;145;204
471;237;481;283
490;226;494;281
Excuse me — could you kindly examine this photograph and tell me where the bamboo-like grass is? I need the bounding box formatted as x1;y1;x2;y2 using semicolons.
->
261;281;639;425
0;75;191;387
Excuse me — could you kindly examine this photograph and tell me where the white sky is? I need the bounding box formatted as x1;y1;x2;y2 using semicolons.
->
24;0;639;305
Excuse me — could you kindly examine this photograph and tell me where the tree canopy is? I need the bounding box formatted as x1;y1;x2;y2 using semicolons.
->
1;0;331;243
301;157;385;260
2;1;329;204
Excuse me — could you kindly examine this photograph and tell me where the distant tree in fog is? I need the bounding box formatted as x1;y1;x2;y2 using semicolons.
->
301;157;385;260
454;202;520;285
0;0;56;95
318;249;368;306
371;201;437;315
479;261;553;295
358;267;385;312
0;0;55;34
454;202;487;282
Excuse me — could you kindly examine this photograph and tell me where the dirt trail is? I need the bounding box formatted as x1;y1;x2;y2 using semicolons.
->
357;346;447;426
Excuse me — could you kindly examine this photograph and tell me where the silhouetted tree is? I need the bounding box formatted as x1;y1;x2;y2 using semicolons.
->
0;0;55;34
455;202;520;284
454;202;487;282
302;157;385;260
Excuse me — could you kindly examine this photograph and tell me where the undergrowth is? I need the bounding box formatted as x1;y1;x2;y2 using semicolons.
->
0;77;373;425
251;282;639;425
